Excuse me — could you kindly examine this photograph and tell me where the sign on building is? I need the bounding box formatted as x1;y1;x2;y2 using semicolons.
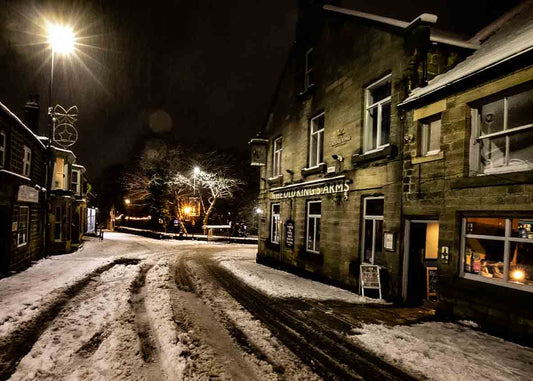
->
285;219;295;248
17;185;39;203
249;138;268;166
360;264;382;299
271;179;351;200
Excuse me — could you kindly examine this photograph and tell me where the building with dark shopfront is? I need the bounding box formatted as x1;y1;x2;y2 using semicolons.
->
250;1;474;301
0;100;47;273
399;2;533;343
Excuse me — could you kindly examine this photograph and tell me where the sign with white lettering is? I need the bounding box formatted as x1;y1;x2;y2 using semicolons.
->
331;128;352;147
285;219;294;248
271;180;350;200
360;264;382;299
17;185;39;203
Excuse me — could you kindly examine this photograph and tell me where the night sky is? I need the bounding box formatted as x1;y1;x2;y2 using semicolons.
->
0;0;520;179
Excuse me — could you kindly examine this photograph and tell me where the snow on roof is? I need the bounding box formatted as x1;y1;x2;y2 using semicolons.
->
51;145;77;159
0;101;46;150
323;4;476;51
400;1;533;107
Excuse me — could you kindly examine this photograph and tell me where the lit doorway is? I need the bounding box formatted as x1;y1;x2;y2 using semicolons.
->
402;220;439;305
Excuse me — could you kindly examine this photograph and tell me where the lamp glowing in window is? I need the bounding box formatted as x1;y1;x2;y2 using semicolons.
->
510;269;525;282
183;206;192;215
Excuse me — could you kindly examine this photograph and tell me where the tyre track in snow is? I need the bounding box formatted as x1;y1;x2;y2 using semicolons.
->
199;255;417;381
0;257;139;381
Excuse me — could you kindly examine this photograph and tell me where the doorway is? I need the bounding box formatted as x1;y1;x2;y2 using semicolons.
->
403;220;439;305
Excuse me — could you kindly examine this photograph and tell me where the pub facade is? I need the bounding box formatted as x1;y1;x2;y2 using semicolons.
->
252;1;471;299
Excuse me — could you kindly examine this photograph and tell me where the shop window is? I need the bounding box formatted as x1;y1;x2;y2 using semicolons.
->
309;113;324;168
272;137;282;178
362;197;384;264
462;217;533;290
304;48;314;91
270;203;281;244
0;130;6;168
22;146;31;177
420;115;441;156
17;206;29;247
364;75;391;153
72;169;80;194
306;200;321;253
470;87;533;175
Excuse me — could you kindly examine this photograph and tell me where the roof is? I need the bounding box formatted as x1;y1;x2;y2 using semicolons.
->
323;4;478;50
0;101;46;150
51;145;76;160
400;1;533;107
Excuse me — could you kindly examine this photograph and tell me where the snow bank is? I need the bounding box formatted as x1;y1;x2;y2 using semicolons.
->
349;322;533;381
217;250;385;303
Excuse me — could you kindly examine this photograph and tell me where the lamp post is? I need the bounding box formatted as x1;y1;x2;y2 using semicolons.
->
44;24;75;252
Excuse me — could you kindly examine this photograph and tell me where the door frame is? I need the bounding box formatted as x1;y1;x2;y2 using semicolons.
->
402;219;439;301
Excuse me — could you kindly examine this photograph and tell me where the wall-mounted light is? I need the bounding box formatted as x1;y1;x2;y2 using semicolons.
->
332;154;344;162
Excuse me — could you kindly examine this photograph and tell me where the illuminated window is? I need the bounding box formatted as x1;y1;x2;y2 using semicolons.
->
54;158;65;189
471;87;533;175
270;203;281;244
420;115;441;156
362;197;384;264
309;113;324;168
364;75;391;153
22;146;31;177
306;200;321;253
462;217;533;290
0;130;6;168
17;206;29;247
272;137;282;177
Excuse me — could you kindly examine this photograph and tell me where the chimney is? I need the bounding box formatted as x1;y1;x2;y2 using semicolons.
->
24;94;40;135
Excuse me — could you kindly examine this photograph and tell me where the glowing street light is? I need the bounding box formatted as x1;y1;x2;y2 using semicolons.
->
47;24;75;54
124;198;131;205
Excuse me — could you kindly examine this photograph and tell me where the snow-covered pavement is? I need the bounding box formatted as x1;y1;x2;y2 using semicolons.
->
0;232;531;380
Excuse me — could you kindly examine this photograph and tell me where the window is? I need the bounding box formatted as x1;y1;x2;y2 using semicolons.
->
420;116;441;156
17;206;29;247
306;201;321;253
309;113;324;167
54;158;65;189
22;146;31;177
270;203;281;244
364;75;391;153
0;130;5;168
462;217;533;290
362;197;384;263
54;205;63;241
471;87;533;174
304;48;314;91
72;170;80;194
272;137;282;178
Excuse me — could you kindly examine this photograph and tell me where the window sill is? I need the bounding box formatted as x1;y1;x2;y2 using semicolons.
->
17;242;28;248
462;273;533;293
298;249;324;264
267;175;283;187
411;151;444;164
451;170;533;189
301;163;327;177
352;145;397;166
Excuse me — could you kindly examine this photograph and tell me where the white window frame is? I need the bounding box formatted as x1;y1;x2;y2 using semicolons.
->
22;146;31;177
272;137;282;178
72;169;80;194
0;130;6;168
17;206;29;247
362;197;384;264
270;203;281;244
304;48;314;91
420;116;441;156
309;112;325;168
364;75;391;153
306;200;321;253
470;90;533;175
460;217;533;293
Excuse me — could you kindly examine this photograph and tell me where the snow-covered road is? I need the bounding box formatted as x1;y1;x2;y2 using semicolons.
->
0;232;531;380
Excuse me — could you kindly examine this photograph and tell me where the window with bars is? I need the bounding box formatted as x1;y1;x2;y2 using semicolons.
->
362;197;384;264
364;75;391;153
306;200;321;253
22;146;31;177
309;113;324;168
270;203;281;244
272;137;282;178
470;87;533;175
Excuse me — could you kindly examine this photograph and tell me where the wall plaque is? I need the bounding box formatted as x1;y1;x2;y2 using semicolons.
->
17;185;39;203
331;128;352;147
285;219;295;248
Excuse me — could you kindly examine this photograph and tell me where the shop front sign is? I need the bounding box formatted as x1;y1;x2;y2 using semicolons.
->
17;185;39;203
285;219;295;248
271;179;351;200
360;264;382;299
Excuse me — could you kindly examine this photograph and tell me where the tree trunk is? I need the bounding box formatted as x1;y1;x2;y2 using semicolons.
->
202;196;217;233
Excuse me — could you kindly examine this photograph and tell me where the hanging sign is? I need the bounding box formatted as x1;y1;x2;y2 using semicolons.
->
285;219;295;248
17;185;39;203
360;264;382;299
249;138;268;166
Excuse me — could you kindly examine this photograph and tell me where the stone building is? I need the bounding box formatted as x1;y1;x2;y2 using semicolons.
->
251;1;472;299
399;2;533;343
0;99;47;273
